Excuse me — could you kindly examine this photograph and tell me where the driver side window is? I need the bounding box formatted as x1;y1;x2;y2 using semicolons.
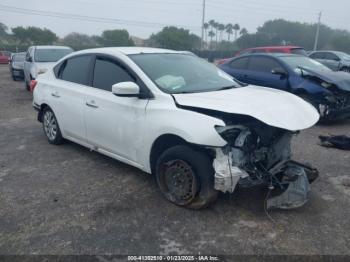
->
93;57;135;92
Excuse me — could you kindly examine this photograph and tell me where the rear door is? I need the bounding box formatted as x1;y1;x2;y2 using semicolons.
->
243;56;289;90
50;54;93;142
84;55;148;163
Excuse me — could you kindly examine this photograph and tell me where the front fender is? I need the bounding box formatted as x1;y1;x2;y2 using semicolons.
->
140;99;227;172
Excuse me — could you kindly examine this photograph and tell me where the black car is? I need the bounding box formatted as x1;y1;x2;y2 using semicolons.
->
219;53;350;121
9;52;26;81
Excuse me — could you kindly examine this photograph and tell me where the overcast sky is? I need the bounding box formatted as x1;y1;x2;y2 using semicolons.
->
0;0;349;39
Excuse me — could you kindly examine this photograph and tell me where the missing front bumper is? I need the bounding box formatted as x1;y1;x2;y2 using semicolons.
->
213;149;319;209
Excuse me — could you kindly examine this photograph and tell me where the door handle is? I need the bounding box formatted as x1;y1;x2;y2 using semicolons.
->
86;100;99;108
51;92;60;98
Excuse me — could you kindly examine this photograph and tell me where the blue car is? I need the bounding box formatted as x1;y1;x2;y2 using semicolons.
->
219;53;350;121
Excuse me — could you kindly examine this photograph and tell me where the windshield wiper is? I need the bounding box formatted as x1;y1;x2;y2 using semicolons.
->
217;85;238;91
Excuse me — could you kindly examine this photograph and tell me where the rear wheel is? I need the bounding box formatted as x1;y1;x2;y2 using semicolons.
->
25;79;30;91
155;145;218;209
42;107;64;145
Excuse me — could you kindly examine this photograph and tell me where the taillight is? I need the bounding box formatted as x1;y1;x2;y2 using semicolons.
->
30;80;37;92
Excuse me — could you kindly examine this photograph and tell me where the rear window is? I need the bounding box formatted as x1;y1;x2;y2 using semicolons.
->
13;53;25;62
291;48;307;56
35;48;73;62
59;55;92;85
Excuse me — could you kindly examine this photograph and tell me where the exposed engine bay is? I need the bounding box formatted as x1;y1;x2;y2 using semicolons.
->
213;121;319;210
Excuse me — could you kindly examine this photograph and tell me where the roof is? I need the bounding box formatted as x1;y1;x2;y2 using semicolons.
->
74;47;181;56
33;45;72;49
243;46;302;50
233;53;304;59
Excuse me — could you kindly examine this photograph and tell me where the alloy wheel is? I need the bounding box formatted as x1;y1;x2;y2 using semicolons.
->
43;111;58;141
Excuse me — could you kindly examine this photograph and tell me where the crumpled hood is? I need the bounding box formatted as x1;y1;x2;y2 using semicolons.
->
173;86;319;131
301;67;350;92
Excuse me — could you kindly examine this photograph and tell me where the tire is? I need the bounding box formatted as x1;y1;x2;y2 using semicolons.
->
25;79;30;91
155;145;218;209
42;107;64;145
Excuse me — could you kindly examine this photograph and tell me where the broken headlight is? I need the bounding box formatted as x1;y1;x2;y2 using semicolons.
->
215;125;241;144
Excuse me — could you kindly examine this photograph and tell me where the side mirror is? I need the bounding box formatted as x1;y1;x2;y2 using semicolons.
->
271;68;287;76
27;56;33;62
112;82;140;97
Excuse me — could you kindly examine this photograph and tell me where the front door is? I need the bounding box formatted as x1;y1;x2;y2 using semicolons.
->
244;56;289;90
84;55;148;163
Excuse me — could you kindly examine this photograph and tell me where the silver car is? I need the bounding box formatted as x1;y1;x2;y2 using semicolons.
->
24;46;73;90
309;51;350;73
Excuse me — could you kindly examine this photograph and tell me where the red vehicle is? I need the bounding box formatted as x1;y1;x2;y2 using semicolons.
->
216;46;307;65
0;51;11;64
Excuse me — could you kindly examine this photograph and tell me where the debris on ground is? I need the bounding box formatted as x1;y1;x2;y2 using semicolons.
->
319;135;350;150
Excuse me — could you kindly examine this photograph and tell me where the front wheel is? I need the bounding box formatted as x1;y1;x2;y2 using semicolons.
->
42;107;64;145
155;145;218;209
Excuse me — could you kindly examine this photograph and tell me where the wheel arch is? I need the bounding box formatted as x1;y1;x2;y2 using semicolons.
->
149;133;217;175
149;134;187;174
37;103;51;122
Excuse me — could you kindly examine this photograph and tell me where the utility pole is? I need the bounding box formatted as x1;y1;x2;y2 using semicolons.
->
313;11;322;51
201;0;206;50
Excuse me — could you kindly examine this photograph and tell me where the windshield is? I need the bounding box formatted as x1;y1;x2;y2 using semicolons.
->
130;53;240;94
281;56;332;73
335;51;350;60
13;53;25;62
34;48;73;62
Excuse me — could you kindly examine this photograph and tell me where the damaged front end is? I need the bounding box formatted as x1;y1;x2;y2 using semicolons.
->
213;122;319;210
317;90;350;120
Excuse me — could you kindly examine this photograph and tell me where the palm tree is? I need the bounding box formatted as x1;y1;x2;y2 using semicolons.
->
225;23;233;41
203;23;209;43
213;22;219;46
240;28;248;36
208;30;215;49
218;24;225;43
208;20;216;32
233;23;240;40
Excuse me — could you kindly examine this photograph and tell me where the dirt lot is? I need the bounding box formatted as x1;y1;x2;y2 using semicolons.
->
0;64;350;256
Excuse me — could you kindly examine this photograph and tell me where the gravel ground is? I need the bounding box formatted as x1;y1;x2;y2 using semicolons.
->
0;64;350;256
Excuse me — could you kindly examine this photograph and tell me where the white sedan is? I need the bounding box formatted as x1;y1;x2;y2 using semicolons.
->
33;47;319;209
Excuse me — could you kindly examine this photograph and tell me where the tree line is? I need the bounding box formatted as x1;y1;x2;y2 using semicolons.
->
1;19;350;54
